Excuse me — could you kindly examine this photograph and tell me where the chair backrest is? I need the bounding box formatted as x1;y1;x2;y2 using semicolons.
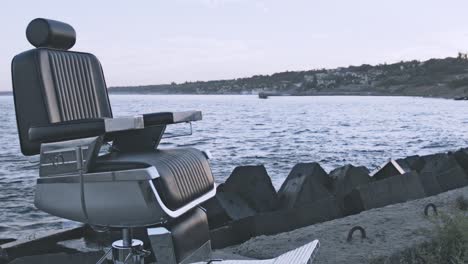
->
12;18;113;156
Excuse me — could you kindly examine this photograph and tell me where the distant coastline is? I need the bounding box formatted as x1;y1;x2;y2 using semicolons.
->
3;55;468;99
109;55;468;99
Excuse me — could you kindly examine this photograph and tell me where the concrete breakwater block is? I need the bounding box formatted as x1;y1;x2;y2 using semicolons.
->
395;155;425;172
223;165;279;212
460;147;468;155
451;149;468;178
277;163;333;209
216;192;257;219
417;171;443;196
344;171;426;213
370;159;408;181
249;197;342;237
330;164;370;212
204;191;257;229
202;195;231;230
356;166;370;174
330;164;370;195
419;153;468;192
210;197;341;249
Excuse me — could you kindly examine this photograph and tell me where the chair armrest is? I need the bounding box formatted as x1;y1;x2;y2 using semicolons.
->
28;111;202;143
29;119;105;143
143;111;202;126
104;111;202;132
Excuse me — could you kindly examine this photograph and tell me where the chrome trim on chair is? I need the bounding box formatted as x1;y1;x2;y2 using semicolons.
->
37;166;160;184
104;116;145;132
149;181;217;218
201;150;212;160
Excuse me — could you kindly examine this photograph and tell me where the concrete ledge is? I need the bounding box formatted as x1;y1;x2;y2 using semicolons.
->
0;240;14;246
0;226;84;262
344;171;426;214
249;197;342;237
8;252;102;264
210;197;341;249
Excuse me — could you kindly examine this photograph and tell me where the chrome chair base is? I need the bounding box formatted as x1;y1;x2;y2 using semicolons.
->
111;239;147;264
96;229;149;264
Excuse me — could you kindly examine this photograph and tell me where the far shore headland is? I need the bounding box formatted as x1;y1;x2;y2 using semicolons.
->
2;55;468;99
109;54;468;99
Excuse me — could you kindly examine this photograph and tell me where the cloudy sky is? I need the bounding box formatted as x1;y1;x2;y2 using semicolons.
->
1;0;468;91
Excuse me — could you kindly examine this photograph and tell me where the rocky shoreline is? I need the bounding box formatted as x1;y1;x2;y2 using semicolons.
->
204;148;468;249
1;148;467;263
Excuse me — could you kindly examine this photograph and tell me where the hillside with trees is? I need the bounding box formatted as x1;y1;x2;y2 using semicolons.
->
110;54;468;98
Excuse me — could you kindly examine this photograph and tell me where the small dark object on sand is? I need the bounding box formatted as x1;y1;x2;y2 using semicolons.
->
347;226;367;242
424;203;438;216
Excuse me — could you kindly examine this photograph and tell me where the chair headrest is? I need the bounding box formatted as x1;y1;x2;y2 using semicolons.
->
26;18;76;50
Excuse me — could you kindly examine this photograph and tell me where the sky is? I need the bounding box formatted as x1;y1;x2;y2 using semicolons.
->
1;0;468;91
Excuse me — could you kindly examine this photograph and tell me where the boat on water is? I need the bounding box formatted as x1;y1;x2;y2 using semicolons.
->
258;92;292;99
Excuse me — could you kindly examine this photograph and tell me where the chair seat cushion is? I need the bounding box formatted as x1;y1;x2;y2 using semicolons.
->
94;148;214;210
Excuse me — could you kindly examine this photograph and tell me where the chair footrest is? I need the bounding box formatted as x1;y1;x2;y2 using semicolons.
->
148;208;211;264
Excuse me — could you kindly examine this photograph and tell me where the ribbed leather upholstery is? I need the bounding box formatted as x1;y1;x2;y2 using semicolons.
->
47;50;108;121
153;149;214;207
12;48;112;155
95;148;215;210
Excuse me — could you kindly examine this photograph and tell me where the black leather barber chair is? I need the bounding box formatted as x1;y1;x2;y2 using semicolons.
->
12;18;216;264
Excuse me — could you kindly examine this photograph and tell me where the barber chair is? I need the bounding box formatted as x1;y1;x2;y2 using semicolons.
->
12;18;321;264
12;18;216;264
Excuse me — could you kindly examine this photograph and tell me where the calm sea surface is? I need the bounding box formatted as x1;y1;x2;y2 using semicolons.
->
1;95;468;238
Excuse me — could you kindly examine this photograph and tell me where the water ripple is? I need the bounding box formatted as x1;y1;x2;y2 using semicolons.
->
1;95;468;238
